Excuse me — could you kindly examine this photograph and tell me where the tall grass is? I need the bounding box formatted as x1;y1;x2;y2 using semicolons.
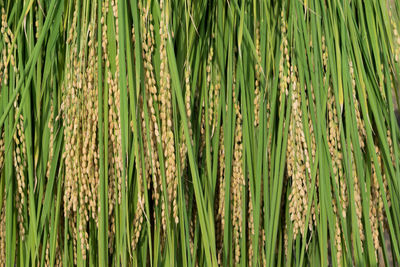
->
0;0;400;266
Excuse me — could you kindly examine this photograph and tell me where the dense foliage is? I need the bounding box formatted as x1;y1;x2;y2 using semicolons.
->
0;0;400;266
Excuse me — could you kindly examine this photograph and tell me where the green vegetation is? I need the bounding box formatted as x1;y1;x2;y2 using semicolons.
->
0;0;400;266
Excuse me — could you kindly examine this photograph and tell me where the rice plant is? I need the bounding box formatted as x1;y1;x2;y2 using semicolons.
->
0;0;400;266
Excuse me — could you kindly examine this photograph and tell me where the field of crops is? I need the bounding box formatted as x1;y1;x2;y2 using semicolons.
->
0;0;400;266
